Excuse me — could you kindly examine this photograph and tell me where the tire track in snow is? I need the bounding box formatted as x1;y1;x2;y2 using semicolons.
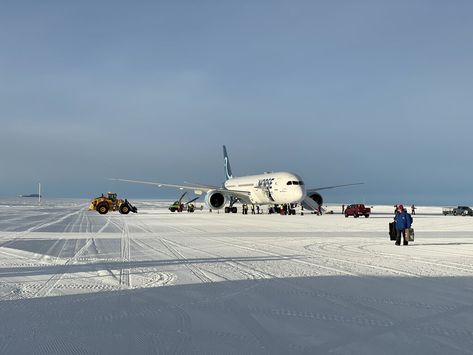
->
197;236;463;337
119;215;131;289
238;239;473;353
304;242;421;277
316;241;473;274
253;239;472;310
159;237;397;332
122;218;179;288
99;216;140;289
0;208;83;250
158;238;270;281
204;236;358;277
354;243;473;273
36;337;93;355
247;305;395;328
0;208;90;300
160;238;213;283
33;237;95;298
32;209;99;298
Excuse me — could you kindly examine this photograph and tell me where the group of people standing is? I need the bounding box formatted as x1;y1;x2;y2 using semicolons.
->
393;204;413;246
241;204;261;214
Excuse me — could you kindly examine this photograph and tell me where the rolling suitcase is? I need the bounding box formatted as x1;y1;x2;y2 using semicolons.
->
389;222;397;241
407;227;414;241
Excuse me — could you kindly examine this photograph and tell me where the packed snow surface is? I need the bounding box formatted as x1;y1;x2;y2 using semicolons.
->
0;199;472;354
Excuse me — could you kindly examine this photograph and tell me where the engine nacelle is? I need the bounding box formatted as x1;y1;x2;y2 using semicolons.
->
205;190;227;210
308;193;323;206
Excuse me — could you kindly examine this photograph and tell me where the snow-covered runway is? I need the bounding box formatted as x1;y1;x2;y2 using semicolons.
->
0;199;472;354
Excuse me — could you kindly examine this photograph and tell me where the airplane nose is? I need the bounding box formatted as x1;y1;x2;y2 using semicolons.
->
297;186;305;201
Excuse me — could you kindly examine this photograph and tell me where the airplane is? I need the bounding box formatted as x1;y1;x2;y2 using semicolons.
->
111;145;363;214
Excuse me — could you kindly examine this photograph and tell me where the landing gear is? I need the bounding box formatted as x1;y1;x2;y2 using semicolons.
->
224;206;238;213
224;197;239;214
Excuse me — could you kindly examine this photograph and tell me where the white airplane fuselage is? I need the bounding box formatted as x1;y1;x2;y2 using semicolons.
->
224;171;305;205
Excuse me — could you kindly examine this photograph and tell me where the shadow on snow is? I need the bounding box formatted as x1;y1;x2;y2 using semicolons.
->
0;275;472;355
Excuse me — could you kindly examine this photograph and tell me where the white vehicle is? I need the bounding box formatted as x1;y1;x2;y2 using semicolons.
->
112;146;362;213
442;206;473;216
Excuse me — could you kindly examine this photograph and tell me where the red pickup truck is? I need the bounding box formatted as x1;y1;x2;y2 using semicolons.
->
344;204;371;218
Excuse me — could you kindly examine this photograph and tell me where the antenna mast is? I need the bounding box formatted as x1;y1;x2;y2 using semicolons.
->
38;182;41;205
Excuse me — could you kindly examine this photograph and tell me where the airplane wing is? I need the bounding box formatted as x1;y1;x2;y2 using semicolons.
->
306;182;364;194
109;178;219;193
110;178;252;201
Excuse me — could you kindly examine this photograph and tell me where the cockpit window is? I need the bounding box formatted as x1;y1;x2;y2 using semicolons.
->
299;181;304;186
293;181;299;185
287;181;292;185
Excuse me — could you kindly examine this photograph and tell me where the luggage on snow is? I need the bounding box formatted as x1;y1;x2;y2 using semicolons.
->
389;222;414;242
407;227;415;242
389;222;397;241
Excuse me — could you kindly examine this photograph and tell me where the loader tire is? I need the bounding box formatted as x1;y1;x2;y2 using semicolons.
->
120;204;130;214
97;203;109;215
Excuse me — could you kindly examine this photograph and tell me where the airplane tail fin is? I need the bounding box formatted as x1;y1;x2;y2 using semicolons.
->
223;145;233;181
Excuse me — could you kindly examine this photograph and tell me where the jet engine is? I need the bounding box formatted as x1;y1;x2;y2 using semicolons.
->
205;190;227;210
307;192;323;206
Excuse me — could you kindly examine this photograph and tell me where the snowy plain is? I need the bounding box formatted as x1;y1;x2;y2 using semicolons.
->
0;198;472;355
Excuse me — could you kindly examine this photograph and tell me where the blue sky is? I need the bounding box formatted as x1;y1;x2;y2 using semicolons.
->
1;1;472;205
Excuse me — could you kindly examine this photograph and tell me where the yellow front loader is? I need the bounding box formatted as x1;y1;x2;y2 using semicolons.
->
88;192;137;215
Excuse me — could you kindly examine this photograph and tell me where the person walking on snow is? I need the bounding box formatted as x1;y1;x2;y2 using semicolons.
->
394;205;413;246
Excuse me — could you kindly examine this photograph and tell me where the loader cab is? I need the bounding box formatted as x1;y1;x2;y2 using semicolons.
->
107;192;117;201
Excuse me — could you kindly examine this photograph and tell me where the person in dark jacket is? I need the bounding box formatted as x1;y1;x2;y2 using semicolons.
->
394;204;413;246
